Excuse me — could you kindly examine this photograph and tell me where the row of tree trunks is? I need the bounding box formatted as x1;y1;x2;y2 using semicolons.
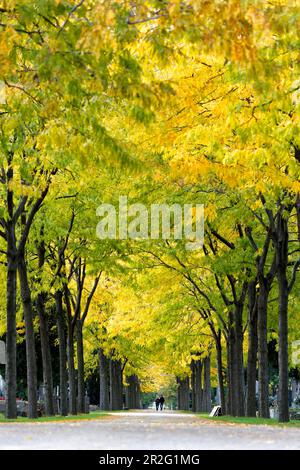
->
126;375;141;409
76;268;100;413
4;204;98;420
3;160;51;419
225;302;246;418
99;350;124;411
11;247;68;420
245;200;294;423
63;260;100;416
177;376;190;411
17;242;57;419
193;307;226;414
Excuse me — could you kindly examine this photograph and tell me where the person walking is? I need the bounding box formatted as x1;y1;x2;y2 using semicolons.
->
155;396;160;411
159;395;165;411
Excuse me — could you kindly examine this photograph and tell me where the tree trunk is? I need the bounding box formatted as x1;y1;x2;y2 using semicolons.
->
191;359;203;412
234;304;245;417
55;291;68;416
215;331;226;414
227;313;238;416
109;359;123;410
277;214;290;423
5;227;18;419
76;320;85;413
37;292;54;416
99;348;109;410
226;336;232;415
246;281;258;417
18;251;38;419
191;361;196;412
5;161;17;419
257;280;270;418
176;377;181;410
67;320;77;415
177;376;190;411
36;238;54;416
126;375;141;409
203;355;211;412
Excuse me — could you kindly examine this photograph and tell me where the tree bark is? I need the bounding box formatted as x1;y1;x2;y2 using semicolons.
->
203;355;211;412
227;313;239;416
36;239;54;416
126;375;141;409
234;304;245;416
215;331;226;414
276;214;290;422
191;359;203;412
195;360;203;412
177;376;190;411
226;335;233;415
55;291;68;416
5;164;18;419
18;251;38;419
67;319;77;415
76;320;85;413
99;348;109;410
191;362;196;412
246;281;258;417
257;280;270;418
176;377;182;410
109;359;123;410
5;227;17;419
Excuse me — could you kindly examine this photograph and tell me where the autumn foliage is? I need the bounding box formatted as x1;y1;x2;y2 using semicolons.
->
0;1;300;423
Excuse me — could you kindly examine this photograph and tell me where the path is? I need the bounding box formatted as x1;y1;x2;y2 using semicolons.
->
0;410;299;450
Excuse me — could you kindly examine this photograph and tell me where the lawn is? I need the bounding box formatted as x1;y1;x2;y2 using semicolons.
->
197;413;300;428
0;411;108;423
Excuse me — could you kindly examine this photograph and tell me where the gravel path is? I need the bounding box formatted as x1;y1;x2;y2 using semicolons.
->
0;410;299;450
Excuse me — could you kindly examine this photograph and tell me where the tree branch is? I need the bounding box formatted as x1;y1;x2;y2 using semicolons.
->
208;224;235;249
288;256;300;294
81;272;101;324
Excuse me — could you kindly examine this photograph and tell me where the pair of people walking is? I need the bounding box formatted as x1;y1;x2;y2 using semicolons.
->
155;395;165;411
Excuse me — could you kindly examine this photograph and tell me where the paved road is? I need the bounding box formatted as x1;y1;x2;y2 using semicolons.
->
0;410;299;450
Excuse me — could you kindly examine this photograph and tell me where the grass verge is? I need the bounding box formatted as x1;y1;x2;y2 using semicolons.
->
0;411;108;423
197;413;300;427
